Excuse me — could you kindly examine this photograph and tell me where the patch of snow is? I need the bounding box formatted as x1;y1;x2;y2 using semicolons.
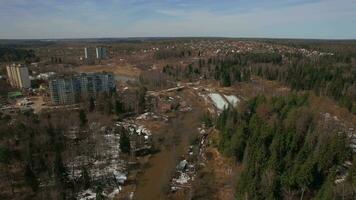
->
78;189;96;200
107;188;121;199
136;112;153;120
175;172;190;184
129;192;134;199
114;171;127;184
224;95;240;107
208;93;228;110
136;125;152;136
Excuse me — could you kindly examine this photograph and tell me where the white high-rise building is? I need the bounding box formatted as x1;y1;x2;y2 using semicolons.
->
84;47;96;59
84;47;107;60
6;64;31;89
96;47;107;59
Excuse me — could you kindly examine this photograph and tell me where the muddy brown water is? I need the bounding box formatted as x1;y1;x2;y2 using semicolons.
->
135;91;203;200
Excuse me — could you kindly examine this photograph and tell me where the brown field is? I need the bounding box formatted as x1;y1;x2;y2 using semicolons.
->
75;64;141;77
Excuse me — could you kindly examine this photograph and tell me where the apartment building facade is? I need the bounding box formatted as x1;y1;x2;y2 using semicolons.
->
49;72;115;105
95;47;107;59
6;64;31;89
84;47;107;60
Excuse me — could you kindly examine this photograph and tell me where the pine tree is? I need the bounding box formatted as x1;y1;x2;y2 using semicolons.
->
54;151;68;184
95;184;105;200
120;131;131;154
78;109;87;127
81;167;91;189
24;164;39;192
88;97;95;112
136;86;147;113
115;100;124;116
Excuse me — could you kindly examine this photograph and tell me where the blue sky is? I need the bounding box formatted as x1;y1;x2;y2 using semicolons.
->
0;0;355;39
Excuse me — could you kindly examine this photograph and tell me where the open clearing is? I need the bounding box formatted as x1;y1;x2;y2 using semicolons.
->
75;64;141;77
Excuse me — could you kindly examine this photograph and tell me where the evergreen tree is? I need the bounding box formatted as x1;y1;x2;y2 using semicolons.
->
115;100;124;116
78;109;87;127
95;184;105;200
120;131;131;154
24;164;39;192
136;86;147;113
217;94;351;199
0;146;10;164
88;97;95;112
81;167;91;189
54;151;68;184
105;98;113;115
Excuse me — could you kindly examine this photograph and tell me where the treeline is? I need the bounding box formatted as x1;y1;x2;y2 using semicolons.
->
252;55;356;113
154;48;192;59
138;70;175;90
211;52;282;86
0;47;39;63
162;49;355;112
86;87;147;117
264;39;356;61
216;94;355;199
0;112;71;199
162;52;282;86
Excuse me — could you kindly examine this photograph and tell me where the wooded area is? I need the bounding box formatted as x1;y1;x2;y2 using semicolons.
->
216;94;355;199
0;48;39;63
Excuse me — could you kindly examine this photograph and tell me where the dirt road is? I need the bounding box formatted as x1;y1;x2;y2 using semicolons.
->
135;90;204;200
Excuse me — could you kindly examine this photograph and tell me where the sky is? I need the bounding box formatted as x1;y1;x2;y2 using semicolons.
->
0;0;355;39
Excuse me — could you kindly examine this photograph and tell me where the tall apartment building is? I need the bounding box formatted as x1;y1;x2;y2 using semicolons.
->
6;64;31;89
49;72;115;105
84;47;107;60
84;47;96;59
96;47;107;59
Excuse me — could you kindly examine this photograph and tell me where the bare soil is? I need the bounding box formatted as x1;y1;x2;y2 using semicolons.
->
134;90;204;200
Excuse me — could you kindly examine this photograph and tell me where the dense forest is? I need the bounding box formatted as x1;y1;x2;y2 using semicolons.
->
252;53;356;113
0;48;38;63
216;94;355;199
162;52;283;86
154;48;192;59
162;48;356;113
162;53;259;86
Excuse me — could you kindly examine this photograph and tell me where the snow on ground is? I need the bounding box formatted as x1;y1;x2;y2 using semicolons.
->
136;125;152;136
198;93;209;103
78;187;122;200
136;112;167;121
208;93;229;110
107;188;121;199
66;124;127;200
224;95;240;107
78;189;96;200
69;119;155;199
174;172;191;184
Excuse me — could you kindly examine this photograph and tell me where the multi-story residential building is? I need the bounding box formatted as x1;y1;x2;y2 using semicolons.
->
84;47;107;60
96;47;107;59
48;72;115;105
6;64;31;89
84;47;96;60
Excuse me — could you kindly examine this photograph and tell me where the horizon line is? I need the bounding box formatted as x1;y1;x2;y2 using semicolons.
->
1;36;356;41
